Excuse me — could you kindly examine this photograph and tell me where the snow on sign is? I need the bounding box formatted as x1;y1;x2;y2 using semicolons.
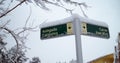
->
81;22;110;39
40;22;73;39
40;14;110;39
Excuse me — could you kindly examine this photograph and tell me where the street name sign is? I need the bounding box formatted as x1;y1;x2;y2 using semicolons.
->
81;22;110;39
41;22;73;39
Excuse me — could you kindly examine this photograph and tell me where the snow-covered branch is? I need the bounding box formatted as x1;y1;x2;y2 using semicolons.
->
0;19;37;62
0;0;89;19
0;0;27;18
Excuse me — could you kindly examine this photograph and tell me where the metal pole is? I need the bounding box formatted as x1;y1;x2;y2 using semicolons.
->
74;18;83;63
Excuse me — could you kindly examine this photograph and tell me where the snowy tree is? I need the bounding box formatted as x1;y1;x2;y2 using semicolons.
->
29;57;41;63
7;45;28;63
0;37;7;63
0;44;29;63
0;20;36;63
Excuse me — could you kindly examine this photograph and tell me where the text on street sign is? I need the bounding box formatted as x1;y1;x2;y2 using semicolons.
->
81;22;110;39
41;22;73;39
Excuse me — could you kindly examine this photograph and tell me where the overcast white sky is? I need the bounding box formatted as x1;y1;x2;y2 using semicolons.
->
1;0;120;63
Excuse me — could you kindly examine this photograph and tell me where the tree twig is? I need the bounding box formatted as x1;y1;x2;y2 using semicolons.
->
45;0;74;13
79;5;88;18
25;5;32;27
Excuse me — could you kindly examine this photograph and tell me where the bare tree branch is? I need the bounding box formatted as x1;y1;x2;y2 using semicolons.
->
0;20;10;28
0;0;27;18
0;0;89;19
25;5;32;27
0;0;6;5
44;0;74;14
79;5;88;18
17;26;37;35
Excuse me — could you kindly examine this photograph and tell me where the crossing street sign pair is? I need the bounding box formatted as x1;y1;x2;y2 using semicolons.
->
40;14;110;63
40;17;110;40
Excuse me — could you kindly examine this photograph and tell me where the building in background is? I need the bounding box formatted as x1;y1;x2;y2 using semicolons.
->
114;33;120;63
87;54;114;63
118;33;120;63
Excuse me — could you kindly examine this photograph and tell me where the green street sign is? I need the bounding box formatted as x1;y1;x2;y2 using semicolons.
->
81;22;110;39
41;22;73;39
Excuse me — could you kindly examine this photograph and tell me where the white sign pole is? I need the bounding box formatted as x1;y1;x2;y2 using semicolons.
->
74;19;83;63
